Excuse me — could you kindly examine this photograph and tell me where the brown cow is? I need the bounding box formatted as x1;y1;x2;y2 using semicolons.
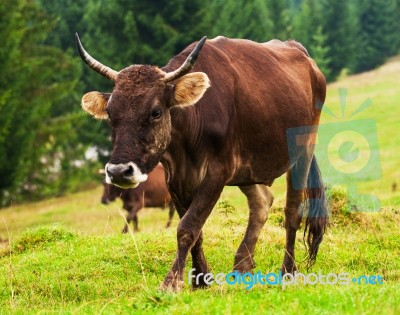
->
101;163;175;232
76;34;328;291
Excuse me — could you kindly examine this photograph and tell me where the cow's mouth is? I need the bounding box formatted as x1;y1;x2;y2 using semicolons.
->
111;181;140;189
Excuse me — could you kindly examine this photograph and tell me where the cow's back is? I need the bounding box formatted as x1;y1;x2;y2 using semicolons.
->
206;37;325;122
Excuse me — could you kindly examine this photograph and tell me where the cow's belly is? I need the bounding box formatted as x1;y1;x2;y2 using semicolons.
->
224;106;315;186
226;148;291;186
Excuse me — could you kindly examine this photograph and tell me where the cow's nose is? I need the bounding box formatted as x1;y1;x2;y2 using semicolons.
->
101;197;110;205
106;163;134;183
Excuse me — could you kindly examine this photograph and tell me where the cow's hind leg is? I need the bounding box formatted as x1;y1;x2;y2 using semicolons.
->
282;169;303;273
234;185;273;273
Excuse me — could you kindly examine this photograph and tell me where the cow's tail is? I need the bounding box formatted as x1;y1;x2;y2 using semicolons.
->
303;155;329;268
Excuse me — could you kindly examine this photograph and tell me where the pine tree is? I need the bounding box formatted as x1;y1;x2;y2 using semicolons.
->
267;0;293;39
310;26;331;79
291;0;323;49
0;0;83;204
207;0;273;42
396;0;400;53
354;0;399;72
320;0;358;81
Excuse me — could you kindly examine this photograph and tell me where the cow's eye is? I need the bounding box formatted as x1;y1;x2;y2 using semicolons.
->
151;108;162;120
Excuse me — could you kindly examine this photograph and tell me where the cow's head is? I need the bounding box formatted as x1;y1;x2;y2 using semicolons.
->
76;34;210;188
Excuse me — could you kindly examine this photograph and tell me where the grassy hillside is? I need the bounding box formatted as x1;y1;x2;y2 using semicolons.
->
0;58;399;314
323;56;400;208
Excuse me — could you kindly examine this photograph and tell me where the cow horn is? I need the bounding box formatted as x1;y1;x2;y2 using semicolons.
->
164;36;207;82
75;33;119;81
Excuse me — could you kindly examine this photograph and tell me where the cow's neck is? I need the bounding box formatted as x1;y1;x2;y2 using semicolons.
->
161;107;210;202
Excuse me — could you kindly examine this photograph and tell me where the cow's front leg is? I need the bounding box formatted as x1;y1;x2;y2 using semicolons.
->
160;179;224;292
189;231;210;289
122;204;141;233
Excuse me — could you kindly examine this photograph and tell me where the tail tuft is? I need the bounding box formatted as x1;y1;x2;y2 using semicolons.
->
303;156;329;268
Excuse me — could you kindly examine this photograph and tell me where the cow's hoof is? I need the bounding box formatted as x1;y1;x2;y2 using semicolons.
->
191;272;211;290
159;273;185;292
280;263;297;275
192;282;209;290
233;256;255;274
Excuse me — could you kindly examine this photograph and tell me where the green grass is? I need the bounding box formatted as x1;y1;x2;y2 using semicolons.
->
0;195;399;314
0;58;400;314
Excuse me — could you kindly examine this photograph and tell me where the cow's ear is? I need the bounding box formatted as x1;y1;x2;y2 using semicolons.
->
169;72;210;107
81;92;110;119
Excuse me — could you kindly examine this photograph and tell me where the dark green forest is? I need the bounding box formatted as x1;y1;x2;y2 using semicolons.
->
1;0;399;206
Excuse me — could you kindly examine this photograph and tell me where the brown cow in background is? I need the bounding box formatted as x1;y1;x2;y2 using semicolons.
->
101;163;175;232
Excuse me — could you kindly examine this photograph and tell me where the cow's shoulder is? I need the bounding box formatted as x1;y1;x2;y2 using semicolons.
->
284;40;310;57
262;39;309;57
